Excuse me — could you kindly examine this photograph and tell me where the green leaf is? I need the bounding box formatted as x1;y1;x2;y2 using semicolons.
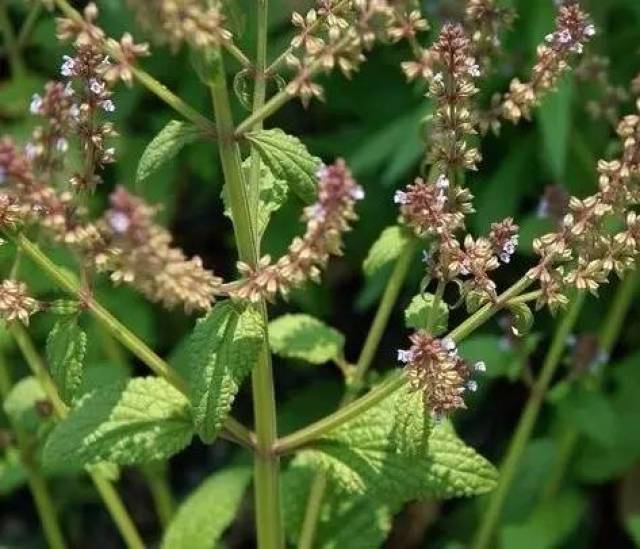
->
46;318;87;405
3;376;51;435
245;129;321;204
0;448;27;496
300;384;497;503
223;159;288;238
404;293;449;336
162;466;252;549
625;514;640;547
282;461;393;549
136;120;201;184
506;302;534;337
269;314;345;365
187;302;264;443
363;225;412;278
42;377;193;471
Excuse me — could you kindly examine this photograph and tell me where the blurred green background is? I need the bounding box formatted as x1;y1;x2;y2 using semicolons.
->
2;0;640;547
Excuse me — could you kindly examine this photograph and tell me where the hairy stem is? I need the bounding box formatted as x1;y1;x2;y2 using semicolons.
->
0;1;25;76
539;272;639;503
210;30;283;547
472;292;587;549
10;233;255;448
275;276;534;454
298;240;418;547
8;322;145;549
53;0;217;136
0;353;68;549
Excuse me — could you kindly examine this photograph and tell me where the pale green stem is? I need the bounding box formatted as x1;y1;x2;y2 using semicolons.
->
8;322;145;549
224;40;252;69
275;276;534;455
472;292;587;549
0;353;68;549
209;33;283;547
10;233;255;448
298;240;418;548
143;465;175;528
538;272;639;503
53;0;217;136
0;0;25;76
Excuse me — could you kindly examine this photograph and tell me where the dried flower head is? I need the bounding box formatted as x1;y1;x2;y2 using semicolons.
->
0;280;40;325
231;160;363;302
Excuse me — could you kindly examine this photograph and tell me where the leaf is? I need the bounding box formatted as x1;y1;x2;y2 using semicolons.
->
3;376;51;435
506;302;534;337
282;461;394;549
269;314;345;365
363;225;412;278
404;293;449;336
223;159;288;238
46;318;87;405
42;377;193;471
162;466;252;549
136;120;201;184
300;383;497;503
0;448;26;496
187;302;264;443
245;129;322;204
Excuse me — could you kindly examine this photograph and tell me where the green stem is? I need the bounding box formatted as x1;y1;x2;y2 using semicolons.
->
0;0;26;76
539;272;639;503
8;322;145;549
472;292;587;549
17;0;42;49
275;276;534;455
143;465;175;528
224;40;252;69
209;37;283;547
0;354;68;549
298;240;418;547
52;0;217;136
10;233;255;449
353;240;417;384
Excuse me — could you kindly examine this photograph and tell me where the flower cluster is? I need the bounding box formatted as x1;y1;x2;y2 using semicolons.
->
0;280;40;325
575;55;630;126
57;3;149;87
125;0;231;50
231;160;363;302
92;187;223;313
286;0;428;106
528;100;640;311
465;0;515;70
501;3;595;123
398;332;485;416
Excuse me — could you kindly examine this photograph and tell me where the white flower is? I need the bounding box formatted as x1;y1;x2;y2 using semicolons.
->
467;380;478;392
29;94;43;115
60;55;76;77
584;24;596;37
394;190;408;205
350;185;365;200
558;29;572;44
474;361;486;373
397;349;414;364
101;99;116;113
421;250;429;264
25;143;38;160
108;211;131;234
89;78;105;95
55;138;68;152
435;174;450;190
441;337;456;352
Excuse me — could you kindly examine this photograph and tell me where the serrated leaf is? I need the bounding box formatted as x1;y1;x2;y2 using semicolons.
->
404;293;449;336
269;314;344;365
223;159;288;238
301;384;497;503
162;465;252;549
187;302;264;443
46;318;87;405
136;120;201;184
42;377;193;471
363;226;412;278
3;376;51;435
282;461;393;549
245;129;321;204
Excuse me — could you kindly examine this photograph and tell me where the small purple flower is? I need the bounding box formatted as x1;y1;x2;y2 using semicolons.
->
60;55;76;77
29;94;43;115
397;349;414;364
108;211;131;234
394;190;408;205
